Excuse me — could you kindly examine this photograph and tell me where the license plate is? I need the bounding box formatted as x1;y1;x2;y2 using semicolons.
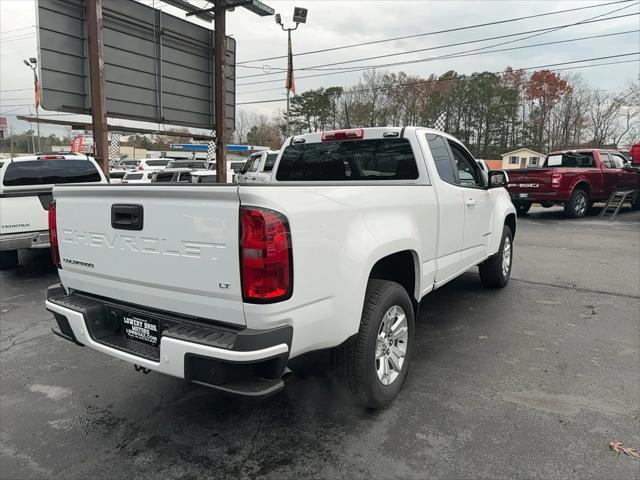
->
123;314;159;346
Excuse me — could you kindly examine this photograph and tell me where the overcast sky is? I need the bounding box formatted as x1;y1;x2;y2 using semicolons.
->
1;0;638;136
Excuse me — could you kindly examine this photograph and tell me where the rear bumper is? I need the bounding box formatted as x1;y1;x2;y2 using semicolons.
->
0;231;50;251
509;192;567;202
46;285;291;397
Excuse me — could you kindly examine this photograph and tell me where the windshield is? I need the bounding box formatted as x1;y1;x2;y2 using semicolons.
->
276;138;418;181
2;160;101;186
545;152;595;168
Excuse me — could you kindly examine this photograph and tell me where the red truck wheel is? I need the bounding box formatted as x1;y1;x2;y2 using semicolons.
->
514;201;532;215
564;188;589;218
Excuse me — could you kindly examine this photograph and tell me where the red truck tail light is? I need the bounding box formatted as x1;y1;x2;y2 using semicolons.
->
321;128;364;142
48;200;61;269
240;207;292;303
552;174;562;188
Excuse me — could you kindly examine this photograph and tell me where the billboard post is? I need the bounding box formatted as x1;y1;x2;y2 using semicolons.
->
86;0;109;176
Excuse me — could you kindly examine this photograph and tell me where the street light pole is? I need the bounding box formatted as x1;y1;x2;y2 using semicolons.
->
276;7;307;137
23;58;41;153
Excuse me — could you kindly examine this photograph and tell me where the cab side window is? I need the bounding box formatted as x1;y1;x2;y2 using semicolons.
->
447;140;483;188
240;157;254;174
610;153;625;169
425;133;456;185
601;153;614;168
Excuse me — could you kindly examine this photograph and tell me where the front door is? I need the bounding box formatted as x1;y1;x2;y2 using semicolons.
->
447;140;494;267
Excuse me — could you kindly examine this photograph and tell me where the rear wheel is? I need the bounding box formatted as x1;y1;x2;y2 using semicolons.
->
0;250;19;270
334;279;414;408
540;201;554;208
479;225;513;288
564;188;589;218
514;201;532;215
632;192;640;211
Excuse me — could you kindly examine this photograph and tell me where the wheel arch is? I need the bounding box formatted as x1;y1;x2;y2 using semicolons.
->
505;213;516;238
572;180;591;196
368;249;420;306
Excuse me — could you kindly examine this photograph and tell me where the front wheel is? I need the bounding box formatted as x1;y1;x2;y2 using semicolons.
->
0;250;19;270
334;279;415;408
479;225;513;288
564;188;589;218
631;192;640;211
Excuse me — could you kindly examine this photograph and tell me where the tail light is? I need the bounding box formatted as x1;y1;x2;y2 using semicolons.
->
321;128;364;142
48;200;61;269
240;207;292;303
552;174;562;188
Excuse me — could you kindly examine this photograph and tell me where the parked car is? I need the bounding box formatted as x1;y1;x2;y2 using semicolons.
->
151;168;197;183
0;154;106;269
236;150;278;183
121;170;154;184
630;144;640;165
507;149;640;217
108;168;127;184
116;159;140;170
46;127;515;407
165;160;208;170
189;170;217;183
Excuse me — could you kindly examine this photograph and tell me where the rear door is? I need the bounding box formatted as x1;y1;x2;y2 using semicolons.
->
423;133;465;282
610;153;639;190
54;185;245;325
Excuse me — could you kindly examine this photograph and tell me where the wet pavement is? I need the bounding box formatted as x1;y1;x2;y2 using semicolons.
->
1;206;639;479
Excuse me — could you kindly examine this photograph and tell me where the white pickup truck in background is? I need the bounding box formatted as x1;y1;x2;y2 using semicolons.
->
46;127;515;407
236;150;279;183
0;154;106;269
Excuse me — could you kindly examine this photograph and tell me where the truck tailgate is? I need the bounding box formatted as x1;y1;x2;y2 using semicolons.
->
54;185;245;326
507;168;553;192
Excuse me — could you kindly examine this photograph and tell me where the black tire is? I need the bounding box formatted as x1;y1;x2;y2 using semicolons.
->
479;225;513;288
514;201;532;215
564;188;589;218
334;279;415;408
0;250;19;270
540;201;554;208
632;192;640;211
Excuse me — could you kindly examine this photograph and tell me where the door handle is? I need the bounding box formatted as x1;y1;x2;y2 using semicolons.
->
466;198;476;207
111;204;144;230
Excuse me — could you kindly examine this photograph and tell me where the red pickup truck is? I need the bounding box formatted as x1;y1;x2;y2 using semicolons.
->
507;149;640;217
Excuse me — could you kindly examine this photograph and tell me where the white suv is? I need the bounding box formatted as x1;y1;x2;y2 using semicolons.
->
0;154;106;268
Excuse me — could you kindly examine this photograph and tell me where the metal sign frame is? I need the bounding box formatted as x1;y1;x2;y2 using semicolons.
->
37;0;236;132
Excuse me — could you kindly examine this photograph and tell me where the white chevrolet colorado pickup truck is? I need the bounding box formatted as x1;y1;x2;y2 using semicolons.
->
0;154;106;269
46;127;516;407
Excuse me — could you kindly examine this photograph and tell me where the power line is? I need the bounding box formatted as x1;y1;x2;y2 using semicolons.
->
235;54;640;105
237;11;639;79
236;0;637;65
237;30;640;87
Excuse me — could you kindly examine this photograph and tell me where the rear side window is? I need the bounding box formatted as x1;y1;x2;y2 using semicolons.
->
2;160;101;186
264;154;278;172
276;138;418;181
425;134;456;184
545;153;595;168
154;172;174;182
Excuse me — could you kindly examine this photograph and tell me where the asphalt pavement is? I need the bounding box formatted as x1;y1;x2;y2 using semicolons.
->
1;205;639;480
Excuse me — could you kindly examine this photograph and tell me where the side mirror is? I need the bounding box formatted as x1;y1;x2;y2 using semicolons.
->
488;170;509;189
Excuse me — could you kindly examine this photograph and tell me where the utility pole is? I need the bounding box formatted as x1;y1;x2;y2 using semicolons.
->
214;4;227;183
178;0;276;182
10;125;14;158
23;58;41;153
87;0;109;178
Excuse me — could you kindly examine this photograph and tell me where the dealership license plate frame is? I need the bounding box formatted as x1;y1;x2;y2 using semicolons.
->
122;312;160;347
